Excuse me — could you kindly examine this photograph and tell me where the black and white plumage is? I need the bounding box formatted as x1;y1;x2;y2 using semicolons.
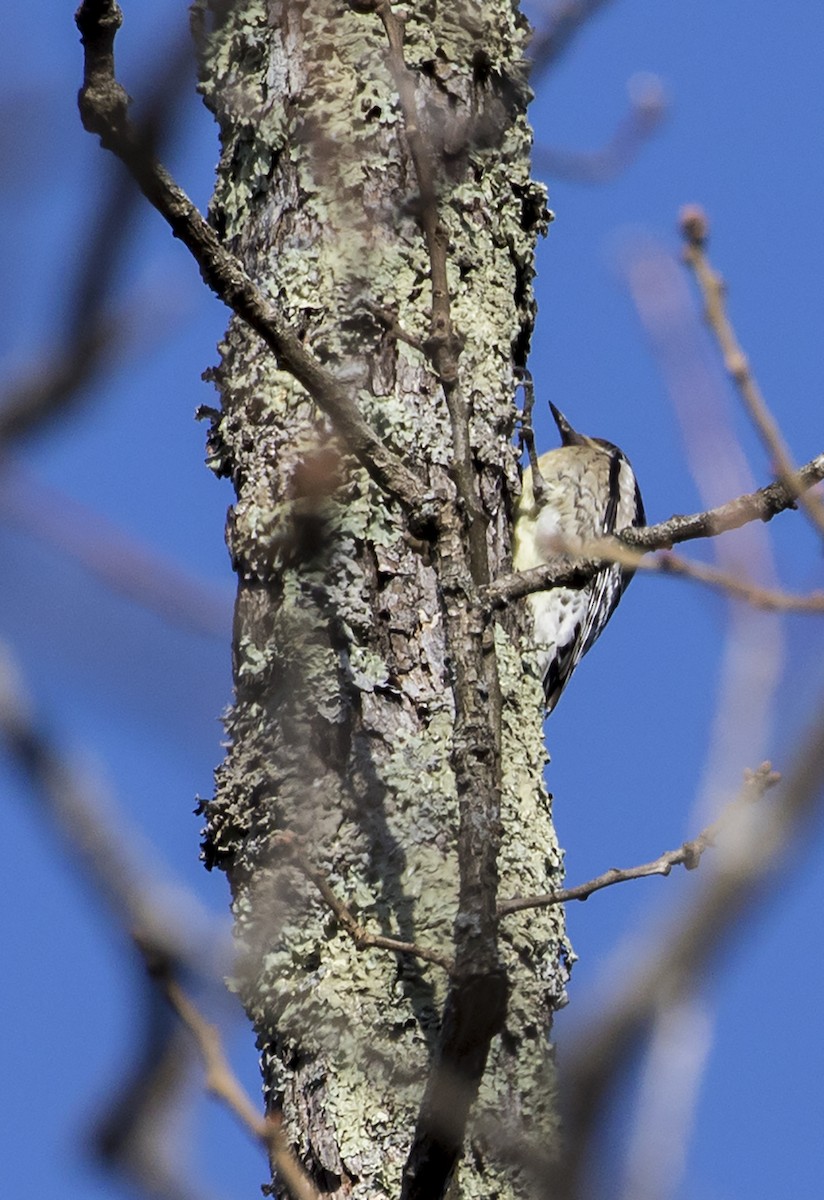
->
513;404;645;712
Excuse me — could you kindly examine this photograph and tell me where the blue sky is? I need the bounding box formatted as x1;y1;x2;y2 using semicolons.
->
2;3;823;1198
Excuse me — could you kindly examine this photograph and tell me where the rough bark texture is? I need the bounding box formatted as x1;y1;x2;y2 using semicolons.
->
195;1;568;1195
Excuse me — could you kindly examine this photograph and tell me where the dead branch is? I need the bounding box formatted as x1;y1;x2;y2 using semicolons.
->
74;0;433;523
498;763;780;916
276;832;454;974
485;451;824;608
680;205;824;540
557;708;824;1200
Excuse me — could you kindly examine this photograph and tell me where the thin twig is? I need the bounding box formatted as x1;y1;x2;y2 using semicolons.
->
275;832;454;973
498;763;780;916
680;205;824;540
484;451;824;608
557;706;824;1200
160;976;320;1200
74;0;432;524
635;549;824;613
497;528;824;614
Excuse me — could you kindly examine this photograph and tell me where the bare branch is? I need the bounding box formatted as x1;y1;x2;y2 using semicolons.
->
496;527;824;614
558;709;824;1200
498;763;780;916
486;451;824;608
529;0;617;81
74;0;433;523
159;975;320;1200
276;833;454;974
622;453;824;544
534;73;666;184
680;205;824;540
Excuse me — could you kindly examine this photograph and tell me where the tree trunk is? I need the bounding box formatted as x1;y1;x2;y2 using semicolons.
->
196;1;567;1194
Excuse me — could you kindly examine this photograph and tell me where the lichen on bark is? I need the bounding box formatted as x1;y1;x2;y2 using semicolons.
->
194;1;568;1193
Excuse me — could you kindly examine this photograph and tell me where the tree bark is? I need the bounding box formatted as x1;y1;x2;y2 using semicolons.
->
196;1;567;1194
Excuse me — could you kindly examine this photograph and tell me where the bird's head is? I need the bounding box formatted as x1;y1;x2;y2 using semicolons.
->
549;403;621;456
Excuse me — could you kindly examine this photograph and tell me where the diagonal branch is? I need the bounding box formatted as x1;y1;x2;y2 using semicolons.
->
485;452;824;608
159;973;320;1200
74;0;433;524
498;763;780;916
680;206;824;540
275;832;454;973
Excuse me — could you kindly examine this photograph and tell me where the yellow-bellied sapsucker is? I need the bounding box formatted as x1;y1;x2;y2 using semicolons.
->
513;404;645;712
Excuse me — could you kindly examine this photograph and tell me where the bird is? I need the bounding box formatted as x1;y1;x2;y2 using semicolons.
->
513;403;645;712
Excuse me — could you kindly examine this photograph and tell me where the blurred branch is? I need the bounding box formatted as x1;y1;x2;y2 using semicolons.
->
680;205;824;540
0;642;315;1198
486;451;824;607
158;972;320;1200
498;763;780;916
275;831;454;973
0;461;232;639
0;310;130;445
0;642;206;1194
529;0;616;81
534;74;666;184
556;704;824;1200
0;19;199;447
74;0;431;520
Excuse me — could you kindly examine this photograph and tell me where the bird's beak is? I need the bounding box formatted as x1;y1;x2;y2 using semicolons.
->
549;403;587;447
